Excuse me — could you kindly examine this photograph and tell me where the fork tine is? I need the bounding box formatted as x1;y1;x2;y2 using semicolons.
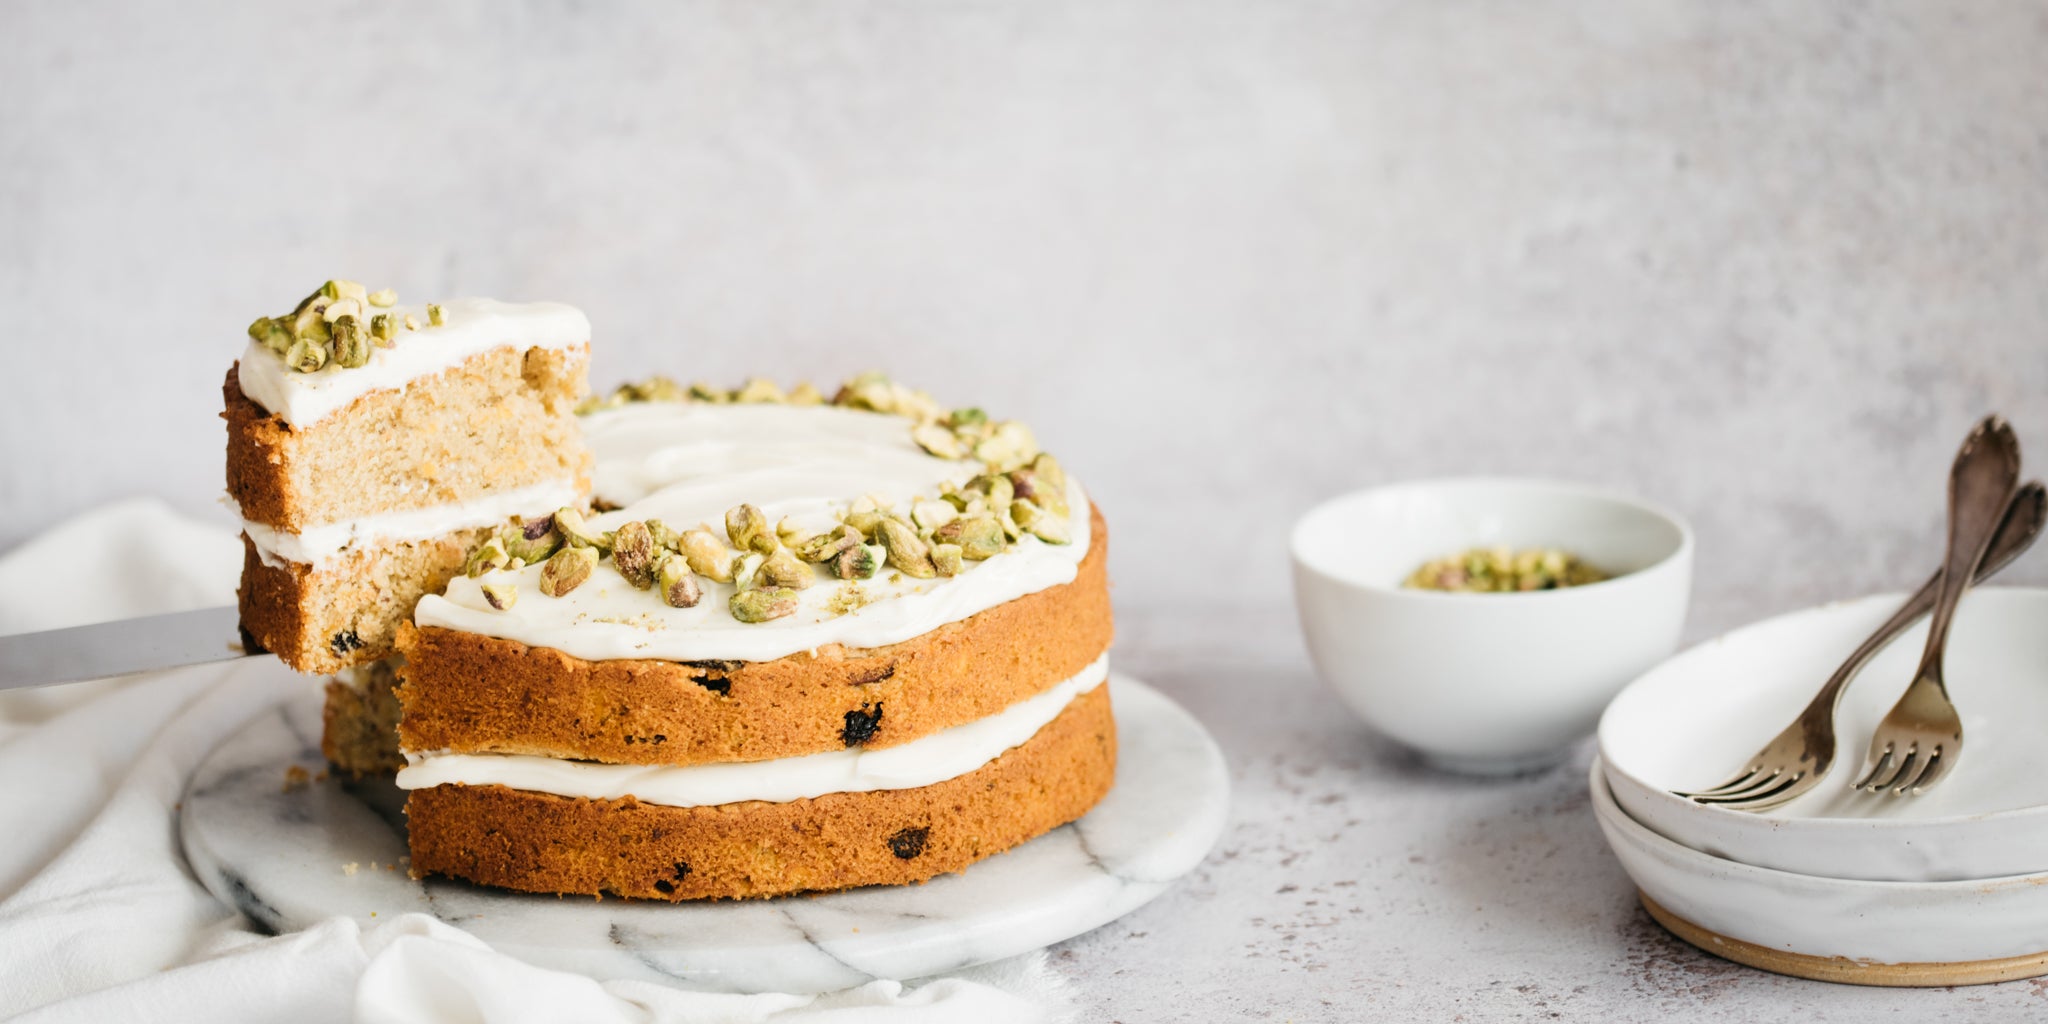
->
1866;745;1920;794
1689;769;1789;804
1677;766;1766;799
1695;771;1806;807
1895;745;1948;796
1725;774;1820;812
1852;746;1896;791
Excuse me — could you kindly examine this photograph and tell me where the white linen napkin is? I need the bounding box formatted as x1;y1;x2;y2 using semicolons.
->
0;498;1072;1023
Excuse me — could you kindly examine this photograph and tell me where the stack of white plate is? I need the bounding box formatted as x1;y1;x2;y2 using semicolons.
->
1594;586;2048;986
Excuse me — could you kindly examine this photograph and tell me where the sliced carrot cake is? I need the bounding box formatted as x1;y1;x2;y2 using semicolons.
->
397;376;1115;899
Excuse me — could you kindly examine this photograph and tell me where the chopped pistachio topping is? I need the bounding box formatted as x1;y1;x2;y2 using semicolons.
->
725;504;776;555
330;315;371;368
731;587;801;623
1403;547;1609;593
833;543;882;581
734;377;785;404
875;517;936;579
369;313;397;347
367;288;397;308
480;581;518;610
795;524;862;563
426;303;446;326
403;313;421;331
538;546;598;597
465;536;512;578
932;543;964;578
656;554;703;608
787;382;825;406
611;521;658;590
758;548;814;591
553;507;610;551
825;582;872;616
681;529;735;582
503;515;565;563
284;337;328;373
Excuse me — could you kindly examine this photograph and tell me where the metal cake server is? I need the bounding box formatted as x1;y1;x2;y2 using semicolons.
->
0;606;254;690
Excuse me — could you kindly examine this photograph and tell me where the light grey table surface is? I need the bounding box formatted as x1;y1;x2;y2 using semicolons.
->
1053;606;2048;1022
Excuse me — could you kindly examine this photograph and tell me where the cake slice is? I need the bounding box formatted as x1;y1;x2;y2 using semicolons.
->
226;282;591;674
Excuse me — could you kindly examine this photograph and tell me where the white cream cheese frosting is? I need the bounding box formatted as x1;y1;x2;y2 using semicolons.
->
396;654;1109;806
235;298;590;427
233;478;584;571
413;402;1093;664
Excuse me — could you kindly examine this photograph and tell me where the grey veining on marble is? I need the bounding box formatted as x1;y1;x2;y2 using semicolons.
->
177;674;1228;995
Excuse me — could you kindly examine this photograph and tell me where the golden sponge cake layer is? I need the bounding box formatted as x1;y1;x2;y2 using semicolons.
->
404;682;1116;900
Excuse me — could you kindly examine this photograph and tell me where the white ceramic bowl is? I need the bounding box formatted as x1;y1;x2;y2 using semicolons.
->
1290;478;1692;774
1590;757;2048;971
1601;587;2048;882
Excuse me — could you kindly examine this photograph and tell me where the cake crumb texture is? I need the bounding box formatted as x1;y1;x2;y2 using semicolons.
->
240;528;496;674
223;344;590;532
404;683;1116;900
322;659;404;776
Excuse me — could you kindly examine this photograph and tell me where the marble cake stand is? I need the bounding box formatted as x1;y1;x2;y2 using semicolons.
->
179;673;1228;994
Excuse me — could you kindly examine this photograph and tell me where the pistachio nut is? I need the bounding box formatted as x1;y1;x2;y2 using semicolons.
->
947;407;987;429
757;547;814;590
931;543;964;578
933;514;1006;560
645;518;685;554
794;523;862;563
787;382;825;406
687;381;729;403
480;581;518;610
656;554;703;608
538;546;598;597
367;288;397;308
553;507;611;551
330;315;371;368
963;473;1014;510
322;296;364;323
1029;453;1068;493
403;313;421;331
503;515;564;563
724;503;775;554
465;535;512;577
833;372;894;412
973;421;1039;473
842;509;886;541
368;313;397;347
322;279;367;302
611;520;658;589
734;377;785;404
730;587;801;623
1011;499;1072;544
876;517;936;578
910;499;958;533
284;337;329;373
426;303;446;326
681;529;735;582
1008;468;1068;518
832;543;882;581
911;422;966;460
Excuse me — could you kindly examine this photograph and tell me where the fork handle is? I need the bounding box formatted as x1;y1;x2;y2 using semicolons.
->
1793;478;2044;738
1913;417;2023;689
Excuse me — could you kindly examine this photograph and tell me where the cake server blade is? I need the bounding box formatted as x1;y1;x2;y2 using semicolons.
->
0;606;254;690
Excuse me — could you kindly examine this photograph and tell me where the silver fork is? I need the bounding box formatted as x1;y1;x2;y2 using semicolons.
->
1675;429;2038;811
1849;417;2024;797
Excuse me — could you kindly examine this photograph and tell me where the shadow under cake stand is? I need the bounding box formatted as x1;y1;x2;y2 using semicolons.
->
179;673;1228;995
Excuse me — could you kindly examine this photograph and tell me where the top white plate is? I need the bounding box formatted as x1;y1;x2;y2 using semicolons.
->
1600;587;2048;881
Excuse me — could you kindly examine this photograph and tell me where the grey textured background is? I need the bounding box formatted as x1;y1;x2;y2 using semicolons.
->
5;2;2048;634
10;2;2048;1018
